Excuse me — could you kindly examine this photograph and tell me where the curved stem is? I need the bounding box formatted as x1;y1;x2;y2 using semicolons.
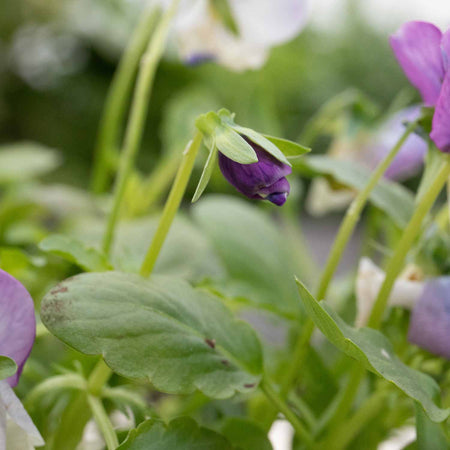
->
260;378;314;447
368;157;450;328
140;131;203;277
316;120;418;301
87;395;119;450
102;0;180;254
90;6;161;194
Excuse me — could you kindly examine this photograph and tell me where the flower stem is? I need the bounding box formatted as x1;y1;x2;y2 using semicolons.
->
273;120;418;420
260;378;314;446
90;5;161;194
102;0;179;255
325;156;450;434
368;157;450;328
316;120;418;302
140;131;203;277
87;395;119;450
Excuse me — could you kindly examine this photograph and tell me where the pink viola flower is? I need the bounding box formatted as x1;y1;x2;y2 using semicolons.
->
0;269;43;448
163;0;308;71
0;269;36;388
390;21;450;152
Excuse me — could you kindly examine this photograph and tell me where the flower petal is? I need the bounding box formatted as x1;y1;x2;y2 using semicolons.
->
0;381;44;447
356;258;424;327
430;66;450;152
390;21;444;106
0;270;36;387
362;106;427;180
228;0;308;46
408;277;450;359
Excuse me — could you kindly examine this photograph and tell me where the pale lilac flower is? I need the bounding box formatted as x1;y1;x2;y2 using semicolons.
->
0;382;44;449
0;269;43;448
165;0;308;71
408;277;450;359
391;21;450;152
361;106;427;181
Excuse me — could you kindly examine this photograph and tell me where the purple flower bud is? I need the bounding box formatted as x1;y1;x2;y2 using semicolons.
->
0;269;36;387
408;277;450;359
218;140;292;206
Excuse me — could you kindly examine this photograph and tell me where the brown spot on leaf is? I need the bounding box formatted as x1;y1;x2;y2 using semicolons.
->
220;359;230;366
51;285;68;295
244;383;256;388
205;338;216;349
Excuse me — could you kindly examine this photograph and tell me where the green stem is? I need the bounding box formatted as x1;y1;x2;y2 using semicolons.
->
87;395;119;450
318;390;386;450
90;6;161;194
260;379;314;446
140;131;203;277
88;359;113;396
325;156;450;435
316;120;418;302
102;0;179;254
368;157;450;328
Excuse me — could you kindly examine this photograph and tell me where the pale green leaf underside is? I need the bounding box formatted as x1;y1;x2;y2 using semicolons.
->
39;234;113;272
0;142;61;184
192;147;218;203
302;155;415;227
264;135;311;160
296;279;450;422
118;417;235;450
193;195;301;318
41;272;263;399
0;356;17;381
230;125;290;166
215;125;258;164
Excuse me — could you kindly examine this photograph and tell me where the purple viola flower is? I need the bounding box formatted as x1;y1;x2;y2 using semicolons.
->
362;106;427;181
218;141;292;206
0;269;36;387
390;21;450;152
408;277;450;359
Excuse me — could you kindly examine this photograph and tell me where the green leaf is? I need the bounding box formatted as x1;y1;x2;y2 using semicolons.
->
41;272;263;398
39;234;113;272
263;135;311;160
0;142;61;184
222;417;273;450
118;417;235;450
415;403;450;450
192;147;218;203
70;216;224;283
0;356;17;380
193;195;301;318
301;156;415;227
296;279;450;422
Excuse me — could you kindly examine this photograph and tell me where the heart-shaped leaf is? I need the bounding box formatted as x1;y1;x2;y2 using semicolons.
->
41;272;263;398
39;234;113;272
296;279;450;422
118;417;235;450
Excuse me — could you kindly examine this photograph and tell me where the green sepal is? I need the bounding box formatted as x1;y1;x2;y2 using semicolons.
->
0;355;17;381
263;135;311;160
192;146;218;203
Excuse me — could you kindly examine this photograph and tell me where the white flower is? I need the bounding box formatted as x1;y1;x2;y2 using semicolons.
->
355;258;424;327
0;381;44;450
163;0;308;71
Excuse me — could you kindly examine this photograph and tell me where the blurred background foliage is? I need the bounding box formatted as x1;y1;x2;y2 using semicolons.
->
0;0;412;189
